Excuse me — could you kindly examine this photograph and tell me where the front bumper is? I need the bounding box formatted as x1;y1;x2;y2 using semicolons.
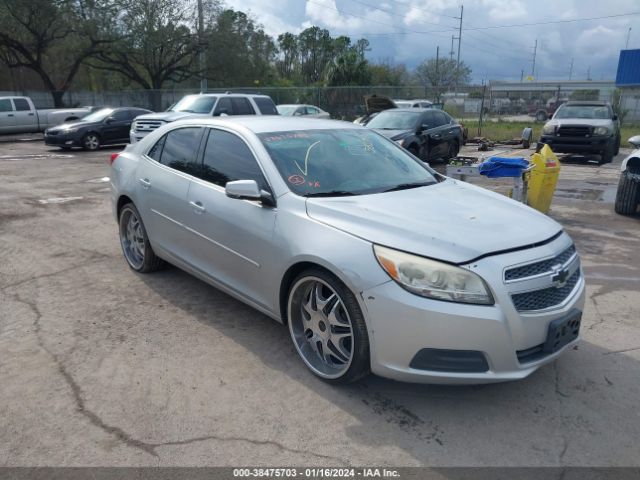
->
361;233;586;384
44;132;81;147
539;134;612;154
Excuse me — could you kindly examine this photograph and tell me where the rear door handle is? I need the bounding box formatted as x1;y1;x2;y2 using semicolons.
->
28;113;35;116
138;178;151;189
189;201;206;213
7;114;14;117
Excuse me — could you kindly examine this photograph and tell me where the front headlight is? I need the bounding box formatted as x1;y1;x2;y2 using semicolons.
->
131;121;138;130
62;127;78;133
542;124;555;135
374;245;494;305
594;126;611;136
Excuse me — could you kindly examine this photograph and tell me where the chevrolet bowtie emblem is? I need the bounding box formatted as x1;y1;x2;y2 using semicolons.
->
551;264;570;288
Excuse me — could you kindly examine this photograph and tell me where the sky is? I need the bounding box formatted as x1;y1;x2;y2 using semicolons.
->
223;0;640;83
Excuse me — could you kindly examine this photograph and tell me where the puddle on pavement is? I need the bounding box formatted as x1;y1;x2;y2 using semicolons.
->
37;196;84;205
555;188;604;201
86;177;110;183
0;153;73;160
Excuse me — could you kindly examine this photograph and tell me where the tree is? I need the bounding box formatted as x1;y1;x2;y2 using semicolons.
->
414;58;471;90
325;39;371;86
0;0;115;106
90;0;201;100
369;60;408;86
206;9;277;87
277;33;299;80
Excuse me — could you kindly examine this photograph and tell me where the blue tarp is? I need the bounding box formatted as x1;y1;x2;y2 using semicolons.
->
478;156;529;178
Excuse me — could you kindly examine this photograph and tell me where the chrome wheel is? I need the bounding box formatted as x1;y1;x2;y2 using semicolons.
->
288;277;354;379
120;208;145;269
83;134;100;150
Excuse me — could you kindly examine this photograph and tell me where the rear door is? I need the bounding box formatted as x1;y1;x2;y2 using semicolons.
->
135;127;204;261
0;98;17;133
12;98;37;132
184;127;277;309
102;109;132;144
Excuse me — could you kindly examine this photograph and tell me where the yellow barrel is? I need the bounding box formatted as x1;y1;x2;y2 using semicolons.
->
527;144;561;213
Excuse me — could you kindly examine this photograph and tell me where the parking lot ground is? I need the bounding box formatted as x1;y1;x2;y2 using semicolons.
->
0;140;639;467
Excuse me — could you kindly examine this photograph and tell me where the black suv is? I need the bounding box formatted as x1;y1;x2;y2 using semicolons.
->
538;101;620;164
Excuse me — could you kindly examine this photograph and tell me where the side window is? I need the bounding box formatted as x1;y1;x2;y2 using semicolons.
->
13;98;31;111
147;135;166;161
214;97;233;116
421;111;436;129
253;96;278;115
231;97;255;115
307;106;319;114
433;111;448;126
0;99;14;112
159;127;203;174
199;129;268;190
111;110;129;122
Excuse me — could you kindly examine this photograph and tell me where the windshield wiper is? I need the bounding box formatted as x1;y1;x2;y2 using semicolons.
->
383;181;433;193
305;190;358;197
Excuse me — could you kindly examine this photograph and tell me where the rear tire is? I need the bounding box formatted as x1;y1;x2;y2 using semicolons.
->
118;203;164;272
535;110;547;122
614;135;620;156
614;171;640;215
287;268;370;384
447;140;460;160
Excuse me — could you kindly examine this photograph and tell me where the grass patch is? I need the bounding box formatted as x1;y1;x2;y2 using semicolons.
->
461;120;640;145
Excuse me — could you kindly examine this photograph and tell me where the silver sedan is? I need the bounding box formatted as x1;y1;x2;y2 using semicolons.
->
110;117;585;384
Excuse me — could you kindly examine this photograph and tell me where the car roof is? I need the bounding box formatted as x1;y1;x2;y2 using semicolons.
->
379;108;431;113
184;92;272;98
564;101;609;106
170;116;360;134
277;104;309;107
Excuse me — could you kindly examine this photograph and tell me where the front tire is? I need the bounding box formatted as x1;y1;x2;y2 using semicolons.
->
82;133;100;151
600;142;615;165
614;171;640;215
446;140;460;160
536;110;547;122
287;269;370;384
118;203;164;272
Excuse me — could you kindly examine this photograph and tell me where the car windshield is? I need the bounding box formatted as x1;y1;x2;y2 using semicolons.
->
258;129;438;197
555;105;611;119
366;110;421;130
81;108;115;122
277;105;297;115
170;96;217;114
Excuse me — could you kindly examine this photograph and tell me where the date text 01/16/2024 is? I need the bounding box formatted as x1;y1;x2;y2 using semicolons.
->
232;468;400;478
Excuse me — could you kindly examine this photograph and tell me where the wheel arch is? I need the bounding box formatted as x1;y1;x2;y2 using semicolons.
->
116;194;135;218
623;156;640;172
279;259;361;324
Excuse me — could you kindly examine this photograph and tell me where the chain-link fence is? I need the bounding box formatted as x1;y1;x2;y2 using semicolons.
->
5;82;639;122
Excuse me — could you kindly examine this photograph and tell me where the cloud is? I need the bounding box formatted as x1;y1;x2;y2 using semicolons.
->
480;0;527;21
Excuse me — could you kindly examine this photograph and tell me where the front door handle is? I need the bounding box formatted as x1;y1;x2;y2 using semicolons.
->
189;200;206;214
431;134;441;139
138;178;151;189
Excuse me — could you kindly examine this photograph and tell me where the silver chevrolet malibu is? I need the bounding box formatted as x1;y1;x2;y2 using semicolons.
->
110;117;585;384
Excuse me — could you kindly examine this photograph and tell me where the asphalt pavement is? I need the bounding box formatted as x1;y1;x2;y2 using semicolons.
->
0;139;639;467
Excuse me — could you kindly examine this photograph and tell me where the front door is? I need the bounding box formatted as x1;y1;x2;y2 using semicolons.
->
184;127;277;310
102;110;133;144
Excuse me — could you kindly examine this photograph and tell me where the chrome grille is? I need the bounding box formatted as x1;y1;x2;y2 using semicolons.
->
134;120;164;133
511;270;580;312
505;244;576;281
557;126;591;137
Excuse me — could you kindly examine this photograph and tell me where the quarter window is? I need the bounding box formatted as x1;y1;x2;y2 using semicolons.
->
199;129;268;190
147;135;165;161
158;127;203;174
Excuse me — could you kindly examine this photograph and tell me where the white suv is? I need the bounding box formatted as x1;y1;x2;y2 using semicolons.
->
129;93;278;143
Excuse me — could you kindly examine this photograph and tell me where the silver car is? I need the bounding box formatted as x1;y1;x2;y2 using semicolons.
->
276;104;330;119
110;117;585;384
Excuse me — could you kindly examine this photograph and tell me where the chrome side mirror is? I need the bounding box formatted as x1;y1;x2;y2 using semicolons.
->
629;135;640;148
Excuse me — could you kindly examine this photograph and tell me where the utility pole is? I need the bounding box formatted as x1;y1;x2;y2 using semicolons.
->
520;70;524;83
626;28;632;49
450;35;455;60
197;0;207;93
531;38;537;79
454;5;463;96
569;58;574;80
587;66;591;81
434;45;439;102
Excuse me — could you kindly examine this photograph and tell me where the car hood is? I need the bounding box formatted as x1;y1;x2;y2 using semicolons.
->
133;111;205;122
546;118;613;128
373;129;413;141
305;180;561;264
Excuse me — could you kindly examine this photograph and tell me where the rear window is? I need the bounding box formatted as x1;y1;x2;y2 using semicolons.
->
253;97;278;115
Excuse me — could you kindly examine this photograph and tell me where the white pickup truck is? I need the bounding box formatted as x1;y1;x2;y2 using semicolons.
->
0;96;91;135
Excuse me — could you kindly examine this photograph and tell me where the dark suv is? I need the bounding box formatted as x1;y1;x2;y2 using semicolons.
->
538;101;620;164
